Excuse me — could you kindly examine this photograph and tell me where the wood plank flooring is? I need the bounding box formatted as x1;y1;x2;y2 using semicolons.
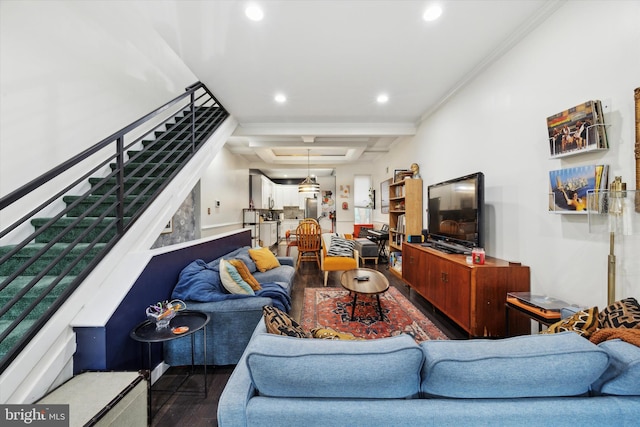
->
150;243;467;427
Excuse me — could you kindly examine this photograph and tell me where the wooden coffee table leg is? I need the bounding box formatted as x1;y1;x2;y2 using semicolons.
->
376;294;384;321
351;293;358;320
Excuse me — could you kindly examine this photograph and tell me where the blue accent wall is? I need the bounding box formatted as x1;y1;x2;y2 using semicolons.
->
73;230;251;373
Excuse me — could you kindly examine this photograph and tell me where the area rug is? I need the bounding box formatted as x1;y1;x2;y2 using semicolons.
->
301;287;449;342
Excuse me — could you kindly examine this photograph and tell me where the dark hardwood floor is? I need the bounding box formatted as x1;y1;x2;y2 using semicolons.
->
150;242;467;427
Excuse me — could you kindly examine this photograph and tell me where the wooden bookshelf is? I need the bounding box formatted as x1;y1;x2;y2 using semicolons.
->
388;178;422;254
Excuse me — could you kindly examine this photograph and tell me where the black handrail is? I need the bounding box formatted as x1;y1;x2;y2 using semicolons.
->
0;82;229;373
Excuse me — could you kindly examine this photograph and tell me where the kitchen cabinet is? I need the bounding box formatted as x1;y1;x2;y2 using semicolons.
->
259;221;278;247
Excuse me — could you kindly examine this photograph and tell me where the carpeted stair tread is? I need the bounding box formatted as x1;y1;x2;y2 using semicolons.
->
0;276;76;319
108;162;181;177
62;195;150;217
31;217;130;243
0;243;106;276
88;177;164;196
126;149;191;162
0;319;35;358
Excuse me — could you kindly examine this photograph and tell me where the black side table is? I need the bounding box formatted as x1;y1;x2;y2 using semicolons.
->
130;310;210;420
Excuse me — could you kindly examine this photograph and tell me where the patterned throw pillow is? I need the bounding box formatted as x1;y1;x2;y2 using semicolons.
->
599;297;640;329
263;306;311;338
541;306;599;338
219;259;255;295
327;236;355;257
228;259;261;291
248;247;281;272
311;327;362;340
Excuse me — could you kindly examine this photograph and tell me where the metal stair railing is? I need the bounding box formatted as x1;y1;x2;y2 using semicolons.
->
0;82;229;373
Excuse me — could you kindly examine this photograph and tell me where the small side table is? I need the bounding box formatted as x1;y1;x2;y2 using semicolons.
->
130;310;210;420
505;292;570;335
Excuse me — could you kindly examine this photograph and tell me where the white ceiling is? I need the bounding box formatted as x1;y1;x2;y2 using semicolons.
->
137;0;561;179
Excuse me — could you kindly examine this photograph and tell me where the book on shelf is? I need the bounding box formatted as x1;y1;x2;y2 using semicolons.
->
547;100;608;157
396;214;405;234
548;164;608;213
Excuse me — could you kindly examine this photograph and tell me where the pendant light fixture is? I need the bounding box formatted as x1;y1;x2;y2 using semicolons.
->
298;149;320;194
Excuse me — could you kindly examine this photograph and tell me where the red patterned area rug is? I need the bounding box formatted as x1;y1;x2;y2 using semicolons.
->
301;287;449;342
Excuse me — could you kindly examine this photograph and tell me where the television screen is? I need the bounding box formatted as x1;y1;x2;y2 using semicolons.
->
427;172;484;252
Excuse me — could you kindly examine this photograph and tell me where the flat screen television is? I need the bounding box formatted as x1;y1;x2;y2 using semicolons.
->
427;172;484;253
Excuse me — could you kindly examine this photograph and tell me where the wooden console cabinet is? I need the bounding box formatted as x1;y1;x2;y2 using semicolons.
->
403;243;530;337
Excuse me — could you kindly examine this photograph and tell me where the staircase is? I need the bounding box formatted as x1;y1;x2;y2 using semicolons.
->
0;84;229;374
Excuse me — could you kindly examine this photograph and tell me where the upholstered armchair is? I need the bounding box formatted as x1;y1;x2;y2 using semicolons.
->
320;233;359;287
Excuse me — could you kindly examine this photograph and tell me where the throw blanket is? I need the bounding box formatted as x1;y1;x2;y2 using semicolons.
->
589;328;640;347
172;259;291;312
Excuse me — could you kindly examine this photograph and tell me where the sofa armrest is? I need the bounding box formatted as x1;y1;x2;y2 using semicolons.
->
217;320;267;426
277;256;294;267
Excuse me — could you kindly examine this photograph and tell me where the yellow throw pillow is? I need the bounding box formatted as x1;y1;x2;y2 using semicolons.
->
248;247;281;272
228;259;261;291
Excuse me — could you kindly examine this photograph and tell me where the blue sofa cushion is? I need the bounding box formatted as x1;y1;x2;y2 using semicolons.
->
253;265;295;292
245;333;423;398
592;339;640;396
420;332;609;398
207;246;258;273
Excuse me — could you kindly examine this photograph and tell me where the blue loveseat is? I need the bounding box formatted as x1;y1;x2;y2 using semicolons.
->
218;320;640;426
163;246;295;366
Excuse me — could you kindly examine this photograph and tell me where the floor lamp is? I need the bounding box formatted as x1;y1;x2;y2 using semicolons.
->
606;177;627;305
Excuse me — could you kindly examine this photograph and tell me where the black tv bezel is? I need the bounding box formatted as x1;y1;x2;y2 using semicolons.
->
427;172;484;252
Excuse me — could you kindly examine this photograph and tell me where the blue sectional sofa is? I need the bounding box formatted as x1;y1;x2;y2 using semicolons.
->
218;320;640;426
163;246;295;366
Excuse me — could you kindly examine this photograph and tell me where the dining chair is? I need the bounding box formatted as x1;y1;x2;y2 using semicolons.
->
295;220;321;268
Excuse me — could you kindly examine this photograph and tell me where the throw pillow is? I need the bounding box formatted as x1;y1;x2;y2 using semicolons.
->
219;259;255;295
248;247;281;272
263;305;310;338
599;297;640;329
228;259;261;291
311;327;362;340
541;306;599;338
327;236;355;257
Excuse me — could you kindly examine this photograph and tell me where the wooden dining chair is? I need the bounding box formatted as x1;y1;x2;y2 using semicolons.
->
285;229;298;256
295;220;321;268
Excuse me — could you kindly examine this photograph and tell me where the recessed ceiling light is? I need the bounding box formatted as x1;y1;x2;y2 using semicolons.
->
377;94;389;104
274;93;287;103
423;5;443;22
245;4;264;22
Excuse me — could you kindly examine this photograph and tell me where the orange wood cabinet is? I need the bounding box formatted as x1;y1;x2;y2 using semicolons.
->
403;243;530;337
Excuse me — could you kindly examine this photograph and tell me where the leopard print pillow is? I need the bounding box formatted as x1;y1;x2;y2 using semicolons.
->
599;298;640;329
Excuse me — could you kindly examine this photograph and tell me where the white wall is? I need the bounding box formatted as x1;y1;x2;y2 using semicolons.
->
371;1;640;308
200;146;250;238
0;1;198;226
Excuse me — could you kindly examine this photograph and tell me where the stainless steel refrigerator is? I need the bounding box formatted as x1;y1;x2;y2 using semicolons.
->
305;198;318;219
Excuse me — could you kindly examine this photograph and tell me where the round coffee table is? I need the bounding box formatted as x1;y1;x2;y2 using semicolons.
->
340;268;390;321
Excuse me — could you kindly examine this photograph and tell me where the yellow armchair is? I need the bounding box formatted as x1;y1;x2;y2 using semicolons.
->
321;233;359;287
